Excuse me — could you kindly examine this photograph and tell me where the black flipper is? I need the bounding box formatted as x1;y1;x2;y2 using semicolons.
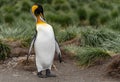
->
55;39;62;63
26;30;37;62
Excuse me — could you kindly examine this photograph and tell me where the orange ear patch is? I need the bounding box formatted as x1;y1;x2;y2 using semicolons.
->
31;5;38;14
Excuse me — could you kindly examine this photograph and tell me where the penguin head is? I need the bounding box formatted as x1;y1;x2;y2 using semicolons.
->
31;4;44;19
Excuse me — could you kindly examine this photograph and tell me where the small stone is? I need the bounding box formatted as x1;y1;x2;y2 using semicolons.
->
32;71;37;75
13;74;21;77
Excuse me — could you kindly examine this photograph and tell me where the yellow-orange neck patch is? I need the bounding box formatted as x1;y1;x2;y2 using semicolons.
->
36;16;46;25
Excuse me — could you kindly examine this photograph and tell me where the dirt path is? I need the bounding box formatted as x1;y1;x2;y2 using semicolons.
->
0;59;119;82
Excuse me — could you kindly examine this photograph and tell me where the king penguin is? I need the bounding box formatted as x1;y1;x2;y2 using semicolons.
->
30;4;62;78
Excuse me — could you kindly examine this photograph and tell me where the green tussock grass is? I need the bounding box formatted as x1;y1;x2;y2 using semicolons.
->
55;25;79;43
63;22;120;66
0;41;10;60
80;26;120;53
81;28;118;47
101;37;120;53
107;17;120;31
0;19;35;47
1;0;120;26
76;47;110;66
64;45;110;67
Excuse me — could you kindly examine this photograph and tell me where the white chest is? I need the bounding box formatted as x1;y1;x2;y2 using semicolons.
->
36;24;54;39
34;24;55;56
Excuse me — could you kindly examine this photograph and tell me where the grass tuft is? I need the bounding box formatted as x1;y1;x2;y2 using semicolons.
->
81;28;118;47
64;45;110;67
76;47;110;66
107;17;120;31
56;26;78;43
0;41;10;60
0;19;35;47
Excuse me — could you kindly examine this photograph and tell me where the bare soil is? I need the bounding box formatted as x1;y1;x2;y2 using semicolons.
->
106;55;120;78
0;55;120;82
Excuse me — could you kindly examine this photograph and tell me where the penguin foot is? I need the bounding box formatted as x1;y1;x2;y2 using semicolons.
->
46;69;56;77
37;72;46;78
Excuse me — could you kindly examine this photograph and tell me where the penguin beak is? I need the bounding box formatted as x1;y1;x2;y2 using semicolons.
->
40;13;45;20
